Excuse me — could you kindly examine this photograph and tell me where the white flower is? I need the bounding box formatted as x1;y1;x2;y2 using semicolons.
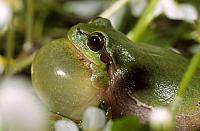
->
82;107;106;131
109;7;126;29
130;0;198;23
0;0;12;31
149;107;173;131
55;120;79;131
64;1;102;18
130;0;147;17
102;120;113;131
154;0;198;23
0;77;48;131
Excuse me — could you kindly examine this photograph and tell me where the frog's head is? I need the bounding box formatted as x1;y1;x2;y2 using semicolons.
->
68;17;113;69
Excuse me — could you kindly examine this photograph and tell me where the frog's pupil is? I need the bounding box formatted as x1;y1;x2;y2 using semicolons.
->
88;35;103;51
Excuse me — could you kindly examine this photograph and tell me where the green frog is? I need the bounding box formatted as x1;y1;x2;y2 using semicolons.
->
31;17;200;130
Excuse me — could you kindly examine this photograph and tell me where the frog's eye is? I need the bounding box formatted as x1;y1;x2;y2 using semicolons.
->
87;33;104;52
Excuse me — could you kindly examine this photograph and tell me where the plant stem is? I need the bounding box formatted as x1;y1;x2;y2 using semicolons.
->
171;51;200;113
34;14;46;41
24;0;34;51
196;19;200;43
99;0;130;18
5;17;15;75
127;0;158;43
10;53;36;75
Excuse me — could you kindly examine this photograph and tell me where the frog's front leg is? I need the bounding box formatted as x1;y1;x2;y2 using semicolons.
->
106;62;200;130
106;65;152;122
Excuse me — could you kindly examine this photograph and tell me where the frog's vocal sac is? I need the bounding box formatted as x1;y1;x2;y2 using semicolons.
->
31;17;200;130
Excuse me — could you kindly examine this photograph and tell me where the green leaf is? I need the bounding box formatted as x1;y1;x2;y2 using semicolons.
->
112;116;149;131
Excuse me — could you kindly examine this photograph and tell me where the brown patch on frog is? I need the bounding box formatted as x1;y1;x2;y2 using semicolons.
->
106;63;152;123
176;112;200;131
100;52;111;64
176;101;200;130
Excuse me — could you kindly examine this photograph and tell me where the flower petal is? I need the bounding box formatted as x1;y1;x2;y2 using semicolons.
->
82;107;106;130
55;120;79;131
153;0;164;17
0;0;12;31
162;0;181;19
0;77;48;131
149;107;173;131
102;120;113;131
130;0;147;17
178;4;198;23
64;1;102;18
161;0;197;23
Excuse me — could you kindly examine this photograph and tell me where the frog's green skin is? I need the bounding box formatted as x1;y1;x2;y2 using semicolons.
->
68;17;200;129
32;17;200;130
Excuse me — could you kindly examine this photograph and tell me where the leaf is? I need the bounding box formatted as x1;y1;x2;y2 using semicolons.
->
112;116;150;131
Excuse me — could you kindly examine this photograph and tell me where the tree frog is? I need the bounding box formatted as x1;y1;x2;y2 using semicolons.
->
31;17;200;130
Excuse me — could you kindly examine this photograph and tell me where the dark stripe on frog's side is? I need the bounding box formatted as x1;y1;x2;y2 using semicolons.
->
106;63;152;122
104;29;200;130
123;67;150;92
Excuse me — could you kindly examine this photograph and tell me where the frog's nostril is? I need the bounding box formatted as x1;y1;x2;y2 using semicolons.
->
76;28;88;36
